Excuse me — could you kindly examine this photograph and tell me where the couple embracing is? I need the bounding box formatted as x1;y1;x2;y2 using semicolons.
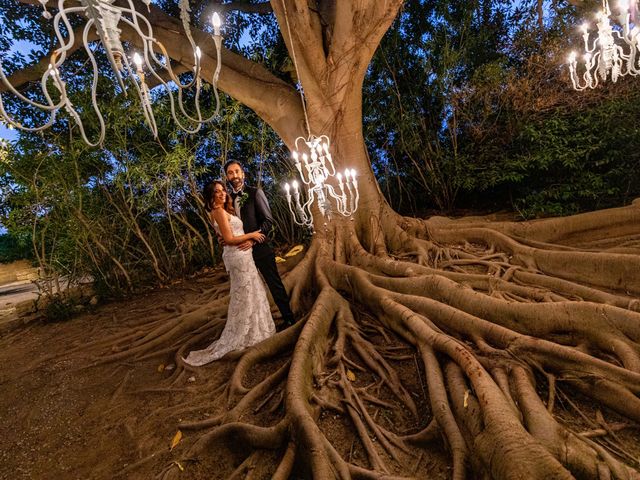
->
184;160;295;367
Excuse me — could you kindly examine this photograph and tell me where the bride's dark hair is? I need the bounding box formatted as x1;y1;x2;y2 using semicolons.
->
203;180;235;215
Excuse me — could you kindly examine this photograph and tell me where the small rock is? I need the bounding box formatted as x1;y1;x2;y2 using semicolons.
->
89;296;99;306
187;376;196;383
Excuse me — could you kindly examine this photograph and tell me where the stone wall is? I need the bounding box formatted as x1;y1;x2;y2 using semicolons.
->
0;260;39;286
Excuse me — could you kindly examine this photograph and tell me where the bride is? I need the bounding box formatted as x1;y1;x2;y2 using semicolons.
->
184;180;276;366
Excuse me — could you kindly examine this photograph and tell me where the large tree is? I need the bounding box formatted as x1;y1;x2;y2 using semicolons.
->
3;1;640;478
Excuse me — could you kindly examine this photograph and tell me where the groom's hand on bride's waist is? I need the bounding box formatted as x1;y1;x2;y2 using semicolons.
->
237;239;254;251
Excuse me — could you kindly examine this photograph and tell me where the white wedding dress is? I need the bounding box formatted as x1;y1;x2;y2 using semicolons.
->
184;214;275;366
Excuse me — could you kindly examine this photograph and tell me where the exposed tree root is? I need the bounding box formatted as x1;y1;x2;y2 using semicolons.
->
57;201;640;479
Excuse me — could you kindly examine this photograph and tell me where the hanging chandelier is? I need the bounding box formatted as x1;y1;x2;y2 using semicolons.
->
568;0;640;90
0;0;223;146
278;0;359;228
284;135;359;228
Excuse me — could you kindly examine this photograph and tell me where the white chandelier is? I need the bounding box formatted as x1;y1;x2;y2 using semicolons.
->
0;0;223;146
284;135;359;228
568;0;640;90
278;0;359;228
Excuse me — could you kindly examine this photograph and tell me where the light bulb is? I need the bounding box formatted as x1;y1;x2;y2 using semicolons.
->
133;52;143;67
285;183;290;192
581;23;589;33
351;169;357;178
568;51;577;63
212;12;221;35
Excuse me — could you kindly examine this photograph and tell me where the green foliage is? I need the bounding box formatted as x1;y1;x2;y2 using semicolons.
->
365;0;639;217
0;233;33;263
508;92;640;217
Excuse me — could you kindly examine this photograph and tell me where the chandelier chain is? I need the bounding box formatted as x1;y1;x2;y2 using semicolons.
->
279;0;311;139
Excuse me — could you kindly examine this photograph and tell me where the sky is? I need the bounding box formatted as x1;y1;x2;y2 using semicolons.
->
0;124;17;142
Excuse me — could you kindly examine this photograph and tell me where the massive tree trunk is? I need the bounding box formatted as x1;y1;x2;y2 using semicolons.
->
8;0;640;478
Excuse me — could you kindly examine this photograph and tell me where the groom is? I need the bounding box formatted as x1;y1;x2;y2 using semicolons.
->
224;160;295;329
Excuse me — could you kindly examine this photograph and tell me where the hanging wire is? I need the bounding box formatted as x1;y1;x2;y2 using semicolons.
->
279;0;312;138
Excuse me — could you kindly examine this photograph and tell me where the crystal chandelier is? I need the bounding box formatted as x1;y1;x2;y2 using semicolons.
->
568;0;640;90
284;135;359;228
0;0;223;146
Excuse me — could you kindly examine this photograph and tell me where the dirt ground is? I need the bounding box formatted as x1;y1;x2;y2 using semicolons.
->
0;267;638;480
0;267;444;480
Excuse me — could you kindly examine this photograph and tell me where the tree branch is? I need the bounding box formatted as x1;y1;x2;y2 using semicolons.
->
271;0;327;97
217;1;272;15
6;0;306;145
1;25;98;93
331;0;404;78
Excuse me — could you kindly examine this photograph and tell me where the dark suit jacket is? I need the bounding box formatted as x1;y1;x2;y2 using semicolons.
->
233;185;274;259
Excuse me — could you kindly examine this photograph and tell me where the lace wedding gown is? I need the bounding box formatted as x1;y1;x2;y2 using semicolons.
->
184;214;275;366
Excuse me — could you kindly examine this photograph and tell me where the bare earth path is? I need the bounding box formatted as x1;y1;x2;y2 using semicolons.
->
0;283;195;480
0;266;450;480
0;269;269;480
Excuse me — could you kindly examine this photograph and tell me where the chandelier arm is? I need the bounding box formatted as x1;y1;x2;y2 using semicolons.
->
115;15;216;133
210;37;222;117
585;38;599;54
582;64;597;89
119;12;200;91
175;80;206;127
300;188;315;225
154;40;199;90
291;186;311;226
34;17;106;147
120;54;159;138
211;76;221;116
139;43;220;128
0;65;63;113
52;4;86;68
286;194;299;223
352;182;360;215
0;21;96;95
569;66;587;91
80;19;107;145
324;184;345;214
324;155;336;177
0;9;85;132
163;87;204;134
0;92;57;131
593;51;602;87
346;182;355;214
617;45;634;75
